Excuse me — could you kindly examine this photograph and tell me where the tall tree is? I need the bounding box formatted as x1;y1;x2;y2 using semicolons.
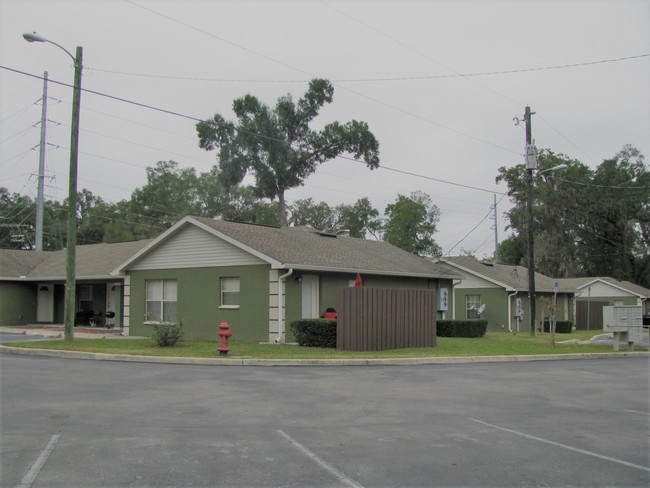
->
131;160;204;227
289;198;337;232
0;188;36;249
495;235;525;265
196;78;380;226
76;189;115;245
383;191;441;256
580;145;649;284
335;197;382;239
497;149;591;277
218;185;279;226
497;145;650;286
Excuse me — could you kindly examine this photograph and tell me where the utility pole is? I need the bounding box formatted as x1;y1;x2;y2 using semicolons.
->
35;71;48;251
62;46;83;343
493;193;499;263
524;106;537;336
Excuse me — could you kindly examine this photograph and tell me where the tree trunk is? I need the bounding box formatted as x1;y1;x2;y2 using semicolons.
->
278;189;287;227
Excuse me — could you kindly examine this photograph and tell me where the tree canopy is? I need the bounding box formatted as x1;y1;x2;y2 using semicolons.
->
383;191;442;257
196;78;380;226
496;145;650;287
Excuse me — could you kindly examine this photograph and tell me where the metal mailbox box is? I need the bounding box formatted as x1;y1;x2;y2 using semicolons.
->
602;306;643;350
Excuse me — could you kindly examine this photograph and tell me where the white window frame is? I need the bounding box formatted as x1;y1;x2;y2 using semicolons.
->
220;277;240;309
466;294;481;319
78;285;93;312
145;279;177;323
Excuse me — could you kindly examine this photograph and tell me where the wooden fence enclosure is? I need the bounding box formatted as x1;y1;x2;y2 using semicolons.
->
337;288;437;351
575;300;608;330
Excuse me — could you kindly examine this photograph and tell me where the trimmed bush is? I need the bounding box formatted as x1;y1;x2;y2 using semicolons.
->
290;319;337;348
152;321;184;347
543;320;573;334
437;320;487;338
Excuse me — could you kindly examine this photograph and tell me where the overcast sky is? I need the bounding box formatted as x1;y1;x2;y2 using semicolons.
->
1;0;648;257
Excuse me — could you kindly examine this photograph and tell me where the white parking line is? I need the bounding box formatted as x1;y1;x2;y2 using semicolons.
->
14;434;61;488
470;418;650;473
277;429;365;488
624;409;650;416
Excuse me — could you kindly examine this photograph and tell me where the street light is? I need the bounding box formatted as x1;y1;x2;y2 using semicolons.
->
24;32;83;343
539;164;568;175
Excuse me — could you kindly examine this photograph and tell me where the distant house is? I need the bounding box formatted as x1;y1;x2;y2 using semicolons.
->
114;217;459;341
0;240;150;327
435;256;576;333
557;277;650;329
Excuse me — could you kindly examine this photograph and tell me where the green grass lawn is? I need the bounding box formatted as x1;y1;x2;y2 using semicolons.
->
3;330;647;359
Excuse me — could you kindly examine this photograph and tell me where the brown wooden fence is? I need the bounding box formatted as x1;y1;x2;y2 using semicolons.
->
575;300;608;330
336;288;437;351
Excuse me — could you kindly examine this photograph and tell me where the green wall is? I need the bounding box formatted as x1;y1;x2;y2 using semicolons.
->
0;282;36;326
454;288;511;332
284;272;449;340
128;264;270;340
454;288;574;332
126;265;460;342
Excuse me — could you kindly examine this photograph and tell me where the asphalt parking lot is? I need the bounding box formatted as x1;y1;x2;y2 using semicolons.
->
1;353;648;487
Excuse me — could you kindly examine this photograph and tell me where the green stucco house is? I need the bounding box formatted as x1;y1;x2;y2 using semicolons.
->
0;240;150;327
114;217;459;342
435;256;576;333
557;277;649;329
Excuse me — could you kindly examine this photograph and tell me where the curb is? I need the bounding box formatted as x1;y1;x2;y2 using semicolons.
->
1;344;648;366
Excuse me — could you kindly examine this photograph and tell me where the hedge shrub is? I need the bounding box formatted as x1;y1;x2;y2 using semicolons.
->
437;320;488;338
152;321;184;347
543;320;573;334
290;319;337;348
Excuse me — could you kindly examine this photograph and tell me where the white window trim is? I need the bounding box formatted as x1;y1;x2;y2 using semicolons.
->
145;279;177;324
220;277;240;309
466;294;481;319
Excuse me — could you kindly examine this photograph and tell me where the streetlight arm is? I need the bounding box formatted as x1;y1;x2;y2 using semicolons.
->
23;32;77;65
538;164;568;176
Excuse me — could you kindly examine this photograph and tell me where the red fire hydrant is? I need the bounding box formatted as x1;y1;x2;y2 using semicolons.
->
217;321;232;356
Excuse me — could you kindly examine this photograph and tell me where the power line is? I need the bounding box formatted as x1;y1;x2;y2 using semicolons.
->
444;193;508;256
121;1;521;155
556;177;650;191
0;66;201;122
1;65;509;196
87;56;650;84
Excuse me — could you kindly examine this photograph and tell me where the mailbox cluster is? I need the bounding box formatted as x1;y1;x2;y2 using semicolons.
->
602;306;644;351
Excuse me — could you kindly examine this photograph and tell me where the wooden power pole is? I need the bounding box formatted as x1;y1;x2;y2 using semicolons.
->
524;106;537;336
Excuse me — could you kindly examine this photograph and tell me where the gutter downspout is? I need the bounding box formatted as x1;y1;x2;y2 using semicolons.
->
452;279;460;320
508;290;518;333
275;268;293;343
641;297;648;347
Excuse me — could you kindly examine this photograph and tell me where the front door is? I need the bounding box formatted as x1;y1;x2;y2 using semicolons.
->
37;284;54;322
301;275;319;318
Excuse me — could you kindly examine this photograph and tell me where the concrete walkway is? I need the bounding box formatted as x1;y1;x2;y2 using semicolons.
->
0;325;140;339
1;325;648;366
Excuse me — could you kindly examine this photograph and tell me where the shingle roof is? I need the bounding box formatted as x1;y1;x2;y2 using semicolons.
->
0;240;151;280
439;256;574;292
170;217;459;278
0;249;50;279
557;276;650;298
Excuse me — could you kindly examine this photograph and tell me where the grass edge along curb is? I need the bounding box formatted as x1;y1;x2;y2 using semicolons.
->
1;344;648;366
